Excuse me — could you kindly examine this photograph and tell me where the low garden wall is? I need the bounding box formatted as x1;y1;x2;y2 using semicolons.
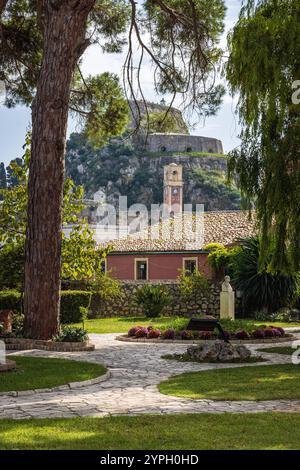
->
89;281;221;318
4;338;95;352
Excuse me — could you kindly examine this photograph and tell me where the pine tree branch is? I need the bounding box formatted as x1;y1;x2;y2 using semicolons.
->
0;0;8;16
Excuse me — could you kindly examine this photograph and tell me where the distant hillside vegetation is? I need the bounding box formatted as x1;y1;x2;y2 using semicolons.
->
65;133;241;211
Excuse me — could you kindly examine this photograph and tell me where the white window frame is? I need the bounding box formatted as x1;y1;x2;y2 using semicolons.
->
134;258;149;281
182;257;198;273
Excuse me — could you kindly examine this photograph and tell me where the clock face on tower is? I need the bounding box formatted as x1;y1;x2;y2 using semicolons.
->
171;187;180;204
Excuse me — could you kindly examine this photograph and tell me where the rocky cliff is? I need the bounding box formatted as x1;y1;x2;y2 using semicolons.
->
66;133;241;212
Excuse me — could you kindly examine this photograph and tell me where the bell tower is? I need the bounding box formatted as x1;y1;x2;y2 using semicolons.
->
163;163;183;215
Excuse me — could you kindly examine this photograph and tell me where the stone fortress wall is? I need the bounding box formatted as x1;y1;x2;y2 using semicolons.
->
144;133;224;154
129;100;224;155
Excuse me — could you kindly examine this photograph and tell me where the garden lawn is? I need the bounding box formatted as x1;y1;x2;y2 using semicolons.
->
159;364;300;401
71;317;175;334
258;347;295;355
0;356;106;393
71;317;300;334
1;414;300;450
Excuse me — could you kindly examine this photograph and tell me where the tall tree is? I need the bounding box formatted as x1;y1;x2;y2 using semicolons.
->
226;0;300;273
0;162;6;191
6;158;23;187
0;0;226;338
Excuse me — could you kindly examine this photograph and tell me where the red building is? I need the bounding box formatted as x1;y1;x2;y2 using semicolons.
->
104;210;256;282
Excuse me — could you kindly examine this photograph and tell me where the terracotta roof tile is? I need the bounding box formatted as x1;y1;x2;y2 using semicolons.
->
99;210;256;253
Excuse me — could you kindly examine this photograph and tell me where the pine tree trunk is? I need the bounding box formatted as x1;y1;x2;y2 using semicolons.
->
24;1;95;339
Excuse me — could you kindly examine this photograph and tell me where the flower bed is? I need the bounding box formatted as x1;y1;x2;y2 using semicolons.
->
0;325;94;352
120;323;293;344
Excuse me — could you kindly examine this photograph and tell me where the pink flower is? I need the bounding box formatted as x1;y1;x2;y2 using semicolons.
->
235;330;250;340
252;329;265;339
162;329;176;340
147;329;161;339
135;327;149;338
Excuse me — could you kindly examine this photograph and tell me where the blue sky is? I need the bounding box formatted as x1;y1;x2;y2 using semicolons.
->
0;0;241;167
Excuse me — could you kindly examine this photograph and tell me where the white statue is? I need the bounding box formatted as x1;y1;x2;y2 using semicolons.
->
0;341;6;365
220;276;235;320
222;275;233;292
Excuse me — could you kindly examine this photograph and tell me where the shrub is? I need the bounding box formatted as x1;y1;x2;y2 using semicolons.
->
178;270;209;301
230;237;299;315
252;329;265;339
274;327;285;336
53;326;88;343
253;311;271;322
204;243;238;272
134;285;171;318
0;243;24;289
135;327;148;338
272;328;282;337
128;326;143;337
264;328;275;338
0;290;21;311
235;330;250;340
60;291;91;324
180;330;193;340
147;329;161;339
12;313;24;337
162;328;176;340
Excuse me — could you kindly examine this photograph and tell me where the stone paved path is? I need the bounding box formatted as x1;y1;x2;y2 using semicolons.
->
1;333;300;419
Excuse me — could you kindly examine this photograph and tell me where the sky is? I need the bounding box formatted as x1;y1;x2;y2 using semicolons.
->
0;0;242;167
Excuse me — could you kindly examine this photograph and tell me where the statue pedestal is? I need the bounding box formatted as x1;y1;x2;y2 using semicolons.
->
220;291;235;320
220;276;235;320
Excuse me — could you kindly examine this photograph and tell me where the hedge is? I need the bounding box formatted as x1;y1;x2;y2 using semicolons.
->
60;290;91;324
0;290;22;311
0;290;91;323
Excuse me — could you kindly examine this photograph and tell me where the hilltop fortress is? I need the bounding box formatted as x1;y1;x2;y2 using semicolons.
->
65;100;238;217
144;133;223;154
129;100;224;155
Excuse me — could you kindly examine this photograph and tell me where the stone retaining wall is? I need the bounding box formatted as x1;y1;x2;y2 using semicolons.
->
90;281;221;318
4;338;95;352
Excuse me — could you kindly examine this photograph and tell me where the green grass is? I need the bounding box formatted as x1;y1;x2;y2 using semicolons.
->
0;356;106;393
73;316;175;334
71;316;299;334
1;414;300;449
258;347;295;355
159;364;300;401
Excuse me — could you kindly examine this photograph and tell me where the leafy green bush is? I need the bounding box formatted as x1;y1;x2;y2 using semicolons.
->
0;290;21;311
134;285;171;318
204;243;241;272
178;270;209;301
0;244;24;289
60;291;91;324
230;237;299;315
11;313;25;337
53;326;88;343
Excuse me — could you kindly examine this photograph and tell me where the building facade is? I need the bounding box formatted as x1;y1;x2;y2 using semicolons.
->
100;163;256;282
